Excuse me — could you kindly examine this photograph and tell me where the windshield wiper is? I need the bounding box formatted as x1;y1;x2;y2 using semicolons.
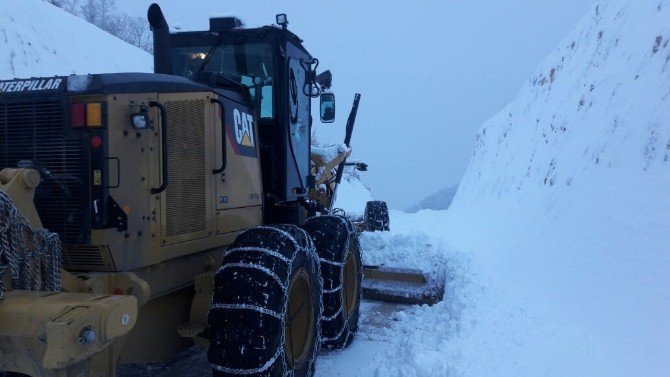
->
191;71;250;96
197;35;224;74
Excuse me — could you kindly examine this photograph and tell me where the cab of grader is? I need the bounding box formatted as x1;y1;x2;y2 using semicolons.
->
0;3;363;376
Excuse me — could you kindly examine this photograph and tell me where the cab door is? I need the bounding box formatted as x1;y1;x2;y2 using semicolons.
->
285;57;311;201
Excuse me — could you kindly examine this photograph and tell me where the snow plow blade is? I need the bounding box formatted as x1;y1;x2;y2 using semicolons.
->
361;266;445;305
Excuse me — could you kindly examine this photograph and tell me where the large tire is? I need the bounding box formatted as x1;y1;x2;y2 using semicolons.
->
304;216;362;349
208;225;323;377
364;200;390;231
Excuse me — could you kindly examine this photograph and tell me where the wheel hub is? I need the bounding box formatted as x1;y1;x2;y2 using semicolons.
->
284;267;315;369
343;248;360;317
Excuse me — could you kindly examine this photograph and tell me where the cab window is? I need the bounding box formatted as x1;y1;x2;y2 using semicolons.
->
170;43;275;119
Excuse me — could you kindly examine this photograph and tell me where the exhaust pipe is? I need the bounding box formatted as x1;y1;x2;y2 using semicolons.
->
147;3;172;74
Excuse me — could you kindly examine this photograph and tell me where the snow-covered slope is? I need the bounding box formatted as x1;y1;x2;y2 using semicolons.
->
0;0;152;79
406;184;459;213
442;0;670;375
320;1;669;376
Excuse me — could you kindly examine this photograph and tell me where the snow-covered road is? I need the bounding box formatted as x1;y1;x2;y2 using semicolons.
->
118;210;479;377
316;210;527;377
119;205;669;376
316;219;471;377
325;204;670;376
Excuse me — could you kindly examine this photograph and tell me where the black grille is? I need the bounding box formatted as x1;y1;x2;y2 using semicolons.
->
0;100;89;243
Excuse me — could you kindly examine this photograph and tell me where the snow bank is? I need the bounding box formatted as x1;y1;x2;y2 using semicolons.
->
318;221;478;376
360;231;447;280
332;173;373;217
442;0;670;375
322;1;669;375
0;0;152;79
360;228;478;377
406;184;459;213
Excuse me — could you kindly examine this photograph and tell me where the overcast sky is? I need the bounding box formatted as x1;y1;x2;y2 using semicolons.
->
118;0;595;209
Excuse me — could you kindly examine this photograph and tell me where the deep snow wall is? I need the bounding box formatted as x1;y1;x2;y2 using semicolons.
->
0;0;152;79
445;0;670;375
407;184;459;213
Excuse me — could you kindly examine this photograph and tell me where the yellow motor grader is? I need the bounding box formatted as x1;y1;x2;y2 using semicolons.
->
0;4;442;376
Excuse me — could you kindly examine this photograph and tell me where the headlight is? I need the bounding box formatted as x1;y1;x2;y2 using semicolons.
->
130;106;150;130
276;13;288;28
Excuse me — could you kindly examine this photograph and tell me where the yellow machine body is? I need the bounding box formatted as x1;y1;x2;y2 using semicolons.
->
0;84;265;375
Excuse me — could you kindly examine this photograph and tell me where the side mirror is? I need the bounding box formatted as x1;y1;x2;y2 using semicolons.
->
320;92;335;123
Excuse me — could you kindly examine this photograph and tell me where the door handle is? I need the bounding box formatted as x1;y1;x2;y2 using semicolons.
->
211;98;227;174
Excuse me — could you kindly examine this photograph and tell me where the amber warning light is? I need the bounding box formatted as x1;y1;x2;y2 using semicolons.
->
70;102;103;128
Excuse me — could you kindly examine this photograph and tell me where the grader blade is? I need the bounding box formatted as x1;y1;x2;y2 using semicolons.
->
361;265;445;306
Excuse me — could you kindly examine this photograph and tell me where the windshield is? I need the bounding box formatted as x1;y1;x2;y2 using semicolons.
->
170;43;274;118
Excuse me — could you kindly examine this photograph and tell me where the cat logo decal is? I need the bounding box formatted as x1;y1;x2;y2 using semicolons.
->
222;106;257;158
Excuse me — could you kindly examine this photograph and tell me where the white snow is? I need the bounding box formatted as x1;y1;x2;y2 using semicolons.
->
332;173;373;218
406;184;459;213
359;228;448;281
312;143;350;163
443;0;670;373
0;0;152;79
313;142;374;217
317;220;477;377
319;0;670;376
2;0;667;375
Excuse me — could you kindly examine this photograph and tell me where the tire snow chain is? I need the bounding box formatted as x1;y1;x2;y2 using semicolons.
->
209;225;323;376
211;347;284;375
209;303;282;319
318;257;345;267
321;306;343;321
217;263;285;288
225;246;292;263
0;190;62;298
314;215;357;345
322;318;351;344
322;284;343;294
